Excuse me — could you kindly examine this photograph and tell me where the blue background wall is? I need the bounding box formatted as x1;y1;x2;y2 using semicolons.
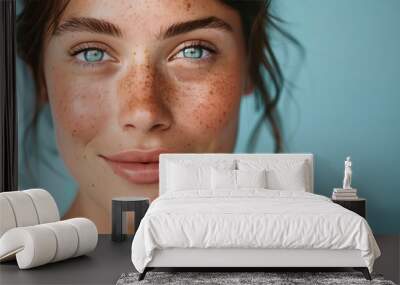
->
236;0;400;234
18;0;400;233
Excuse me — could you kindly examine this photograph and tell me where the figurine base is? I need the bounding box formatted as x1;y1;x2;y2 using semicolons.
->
334;188;357;192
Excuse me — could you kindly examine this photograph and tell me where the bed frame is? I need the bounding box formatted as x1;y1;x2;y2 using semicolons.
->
139;153;371;281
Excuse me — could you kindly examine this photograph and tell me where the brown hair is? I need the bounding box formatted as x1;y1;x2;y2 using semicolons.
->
17;0;299;153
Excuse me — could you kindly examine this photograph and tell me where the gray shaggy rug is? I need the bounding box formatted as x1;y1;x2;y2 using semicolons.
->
116;271;396;285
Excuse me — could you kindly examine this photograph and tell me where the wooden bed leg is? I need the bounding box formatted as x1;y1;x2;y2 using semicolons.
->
138;268;147;281
354;267;372;280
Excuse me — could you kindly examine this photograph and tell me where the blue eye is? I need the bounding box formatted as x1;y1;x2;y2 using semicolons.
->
84;49;104;62
176;45;214;60
183;47;203;59
74;48;112;63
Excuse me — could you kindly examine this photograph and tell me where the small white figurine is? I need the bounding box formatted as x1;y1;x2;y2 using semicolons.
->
342;156;352;189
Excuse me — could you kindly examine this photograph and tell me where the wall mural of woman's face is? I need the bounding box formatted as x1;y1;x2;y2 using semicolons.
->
42;0;253;232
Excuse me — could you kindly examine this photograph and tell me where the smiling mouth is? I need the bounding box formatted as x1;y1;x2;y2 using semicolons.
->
99;148;172;185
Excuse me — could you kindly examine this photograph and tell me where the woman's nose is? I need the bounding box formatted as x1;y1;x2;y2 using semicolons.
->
117;64;172;133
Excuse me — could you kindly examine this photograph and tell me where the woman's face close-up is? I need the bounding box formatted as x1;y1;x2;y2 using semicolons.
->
42;0;252;231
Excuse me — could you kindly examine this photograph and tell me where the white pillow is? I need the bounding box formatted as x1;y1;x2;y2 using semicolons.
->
167;162;211;191
236;169;267;188
266;167;307;191
211;168;267;190
166;159;236;192
237;159;309;191
211;168;236;190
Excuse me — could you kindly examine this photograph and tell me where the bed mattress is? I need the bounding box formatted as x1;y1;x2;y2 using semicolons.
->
131;190;380;273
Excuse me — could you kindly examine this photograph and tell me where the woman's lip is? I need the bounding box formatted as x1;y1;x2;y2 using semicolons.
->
101;148;171;163
104;160;159;184
99;148;172;184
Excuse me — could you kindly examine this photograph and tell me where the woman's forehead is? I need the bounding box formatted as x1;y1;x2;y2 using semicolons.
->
57;0;242;39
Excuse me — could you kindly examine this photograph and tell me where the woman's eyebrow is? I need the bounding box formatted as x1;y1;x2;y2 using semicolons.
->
53;17;122;37
158;16;233;40
53;16;232;39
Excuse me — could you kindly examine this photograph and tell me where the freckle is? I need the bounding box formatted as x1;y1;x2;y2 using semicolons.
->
91;184;95;187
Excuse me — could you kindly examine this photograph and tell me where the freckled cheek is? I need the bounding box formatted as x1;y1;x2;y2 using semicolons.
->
176;80;242;134
48;85;109;144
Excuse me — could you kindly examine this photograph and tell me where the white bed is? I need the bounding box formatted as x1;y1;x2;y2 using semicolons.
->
131;153;380;280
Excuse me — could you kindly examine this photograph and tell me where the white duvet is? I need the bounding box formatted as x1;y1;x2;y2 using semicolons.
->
131;190;380;273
